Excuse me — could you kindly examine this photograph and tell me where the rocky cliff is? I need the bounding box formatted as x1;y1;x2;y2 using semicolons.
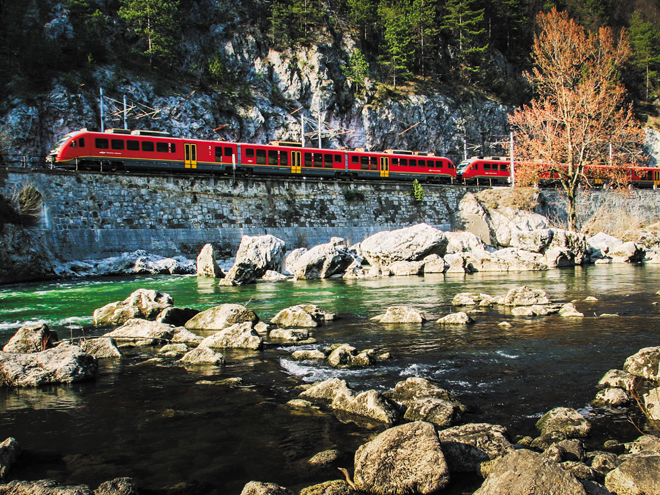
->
0;0;514;165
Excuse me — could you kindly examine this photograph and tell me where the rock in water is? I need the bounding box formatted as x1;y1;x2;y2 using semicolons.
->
198;322;263;350
239;481;295;495
360;223;449;272
605;455;660;495
354;421;450;494
196;243;224;278
536;407;591;438
371;306;428;323
93;289;174;326
185;304;259;330
0;344;97;387
2;323;58;353
290;240;355;280
437;423;514;473
223;235;286;285
474;449;586;495
0;437;21;480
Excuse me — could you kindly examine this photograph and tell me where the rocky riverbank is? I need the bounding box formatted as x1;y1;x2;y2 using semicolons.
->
1;275;659;494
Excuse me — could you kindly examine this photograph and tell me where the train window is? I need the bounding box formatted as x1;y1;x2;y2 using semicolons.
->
401;158;408;166
410;159;417;167
245;148;255;158
256;149;267;164
484;163;491;170
142;141;154;152
79;138;85;148
392;158;399;166
268;150;278;165
95;138;109;149
224;147;232;157
111;139;125;150
361;156;369;170
324;154;333;168
127;140;139;151
352;156;359;164
170;143;176;153
370;156;378;170
281;152;288;166
473;163;478;170
418;159;426;167
436;160;443;168
215;147;223;162
334;154;341;163
156;142;168;153
304;153;312;167
500;164;508;171
314;153;323;167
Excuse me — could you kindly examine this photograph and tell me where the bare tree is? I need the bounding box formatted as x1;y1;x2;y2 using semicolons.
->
509;8;645;231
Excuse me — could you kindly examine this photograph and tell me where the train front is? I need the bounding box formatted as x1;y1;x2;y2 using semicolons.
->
455;158;473;181
46;130;88;167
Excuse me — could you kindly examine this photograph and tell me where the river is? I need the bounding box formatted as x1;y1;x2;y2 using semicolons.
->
1;264;659;494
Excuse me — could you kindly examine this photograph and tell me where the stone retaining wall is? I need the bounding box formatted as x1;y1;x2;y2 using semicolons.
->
4;168;660;262
0;168;466;261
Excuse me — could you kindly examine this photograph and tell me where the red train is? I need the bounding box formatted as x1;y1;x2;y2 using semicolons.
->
47;128;456;183
457;156;660;188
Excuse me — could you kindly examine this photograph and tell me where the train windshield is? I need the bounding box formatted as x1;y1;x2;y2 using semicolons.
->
50;133;76;153
456;160;471;174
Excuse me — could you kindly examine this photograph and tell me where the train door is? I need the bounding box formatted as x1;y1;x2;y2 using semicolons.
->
291;151;302;174
380;157;390;178
184;143;197;169
655;170;660;189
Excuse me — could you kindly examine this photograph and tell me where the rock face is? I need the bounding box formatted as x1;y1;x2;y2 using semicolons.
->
93;289;174;326
474;449;586;495
196;243;224;278
223;235;286;285
2;323;58;353
353;421;450;495
290;239;355;280
185;304;259;330
0;224;55;284
0;344;97;387
360;223;449;272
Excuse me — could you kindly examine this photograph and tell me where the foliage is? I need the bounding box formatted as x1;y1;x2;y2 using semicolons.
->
412;179;424;201
378;1;415;88
269;0;324;47
343;189;365;201
627;11;660;100
118;0;180;68
509;8;645;231
441;0;489;81
342;49;370;94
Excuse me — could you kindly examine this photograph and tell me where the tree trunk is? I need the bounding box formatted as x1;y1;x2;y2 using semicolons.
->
566;185;578;232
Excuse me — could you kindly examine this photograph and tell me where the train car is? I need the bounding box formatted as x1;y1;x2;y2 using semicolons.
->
456;156;511;185
47;128;456;182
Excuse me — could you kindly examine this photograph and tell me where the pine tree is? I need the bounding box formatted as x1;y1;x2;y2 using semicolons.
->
628;10;660;100
409;0;438;77
347;0;377;44
118;0;180;68
378;0;414;88
342;48;370;93
441;0;488;80
487;0;528;62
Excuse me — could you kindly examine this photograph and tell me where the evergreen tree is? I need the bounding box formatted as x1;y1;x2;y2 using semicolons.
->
66;0;109;64
441;0;488;80
118;0;180;68
378;0;414;88
342;48;370;93
347;0;378;44
628;10;660;100
487;0;529;63
409;0;438;77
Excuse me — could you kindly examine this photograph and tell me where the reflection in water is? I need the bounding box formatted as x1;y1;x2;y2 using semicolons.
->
0;264;659;493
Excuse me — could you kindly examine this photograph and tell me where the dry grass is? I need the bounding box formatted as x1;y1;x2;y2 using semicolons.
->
8;183;43;228
580;206;646;238
476;187;539;212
